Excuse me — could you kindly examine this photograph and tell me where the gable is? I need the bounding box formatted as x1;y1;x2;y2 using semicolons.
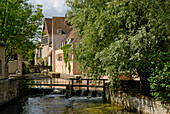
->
52;17;72;34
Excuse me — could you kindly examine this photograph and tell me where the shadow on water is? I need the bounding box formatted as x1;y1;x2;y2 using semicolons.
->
0;93;137;114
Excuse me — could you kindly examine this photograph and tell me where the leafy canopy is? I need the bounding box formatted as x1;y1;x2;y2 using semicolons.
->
66;0;170;97
148;52;170;102
0;0;44;63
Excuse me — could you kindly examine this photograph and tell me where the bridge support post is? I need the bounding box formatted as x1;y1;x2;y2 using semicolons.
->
103;80;106;100
50;78;52;88
71;79;74;96
87;80;89;92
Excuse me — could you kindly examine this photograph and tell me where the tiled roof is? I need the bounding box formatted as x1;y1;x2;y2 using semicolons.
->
53;34;66;43
52;17;72;34
63;30;79;44
61;29;73;42
45;18;52;34
64;30;77;41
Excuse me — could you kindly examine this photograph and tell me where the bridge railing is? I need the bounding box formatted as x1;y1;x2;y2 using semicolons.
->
26;78;108;98
69;78;108;98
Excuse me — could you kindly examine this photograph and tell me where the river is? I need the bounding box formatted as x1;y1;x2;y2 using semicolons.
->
0;93;136;114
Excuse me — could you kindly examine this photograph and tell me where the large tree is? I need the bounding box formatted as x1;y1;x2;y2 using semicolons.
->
0;0;44;64
66;0;170;96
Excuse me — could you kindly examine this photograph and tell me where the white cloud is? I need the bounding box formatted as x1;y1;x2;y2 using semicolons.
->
28;0;70;18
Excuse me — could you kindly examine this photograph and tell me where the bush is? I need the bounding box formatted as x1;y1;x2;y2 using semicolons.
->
22;61;30;75
49;64;52;72
148;52;170;102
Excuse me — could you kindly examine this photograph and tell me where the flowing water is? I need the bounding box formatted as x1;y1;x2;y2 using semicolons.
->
0;93;136;114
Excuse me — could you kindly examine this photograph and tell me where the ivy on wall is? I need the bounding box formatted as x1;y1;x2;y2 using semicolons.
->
60;44;72;73
37;57;44;65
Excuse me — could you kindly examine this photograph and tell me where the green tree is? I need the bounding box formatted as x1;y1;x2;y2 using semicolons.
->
148;52;170;102
0;0;44;64
24;46;36;65
66;0;170;96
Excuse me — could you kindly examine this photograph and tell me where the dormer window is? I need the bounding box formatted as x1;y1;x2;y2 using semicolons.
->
57;29;62;34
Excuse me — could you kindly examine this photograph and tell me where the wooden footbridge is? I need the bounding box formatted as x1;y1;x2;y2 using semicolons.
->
25;76;107;98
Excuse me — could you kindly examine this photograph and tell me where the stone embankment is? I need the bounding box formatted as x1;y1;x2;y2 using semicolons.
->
0;77;20;106
105;86;169;114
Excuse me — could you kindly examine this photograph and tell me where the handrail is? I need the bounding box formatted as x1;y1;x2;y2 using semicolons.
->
26;78;107;99
69;78;107;81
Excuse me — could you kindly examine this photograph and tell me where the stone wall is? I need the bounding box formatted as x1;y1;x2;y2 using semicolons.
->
8;60;18;74
0;45;7;80
105;86;169;114
0;78;20;106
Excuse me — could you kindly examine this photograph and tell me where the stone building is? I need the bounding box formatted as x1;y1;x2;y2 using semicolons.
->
55;30;81;75
35;17;82;76
35;18;53;66
51;17;72;72
8;54;22;76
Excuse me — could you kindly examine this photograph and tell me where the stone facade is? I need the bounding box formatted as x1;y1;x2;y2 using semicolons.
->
0;78;20;106
35;18;53;66
8;60;18;74
54;30;82;75
55;49;75;75
35;17;82;76
8;55;22;75
52;17;71;72
52;34;66;71
105;86;169;114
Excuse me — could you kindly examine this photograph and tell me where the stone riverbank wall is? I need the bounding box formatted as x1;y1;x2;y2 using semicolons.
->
105;86;169;114
0;78;20;106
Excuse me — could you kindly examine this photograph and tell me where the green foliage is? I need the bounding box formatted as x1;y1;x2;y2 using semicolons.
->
19;79;32;96
24;49;35;65
37;57;44;65
60;44;72;65
22;61;30;75
66;0;170;97
60;44;72;73
42;31;46;36
44;57;48;66
148;52;170;102
0;0;44;64
67;56;71;73
49;64;52;72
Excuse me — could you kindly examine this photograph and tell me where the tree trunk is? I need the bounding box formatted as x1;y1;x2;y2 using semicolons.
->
138;71;150;96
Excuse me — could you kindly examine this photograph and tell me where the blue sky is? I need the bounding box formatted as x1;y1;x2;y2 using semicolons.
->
28;0;70;18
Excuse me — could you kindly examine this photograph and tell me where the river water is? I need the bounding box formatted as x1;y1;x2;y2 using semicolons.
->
0;93;136;114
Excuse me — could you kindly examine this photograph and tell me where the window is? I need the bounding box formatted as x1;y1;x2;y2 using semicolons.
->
57;29;62;34
57;54;63;61
57;56;62;61
0;60;2;75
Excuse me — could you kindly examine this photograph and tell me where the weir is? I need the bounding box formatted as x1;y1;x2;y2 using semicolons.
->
26;78;107;98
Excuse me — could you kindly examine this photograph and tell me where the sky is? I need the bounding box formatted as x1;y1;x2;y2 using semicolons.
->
28;0;70;18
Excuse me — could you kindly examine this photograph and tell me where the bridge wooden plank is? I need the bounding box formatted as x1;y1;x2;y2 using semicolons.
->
27;84;68;86
69;78;108;81
72;85;103;88
27;84;104;88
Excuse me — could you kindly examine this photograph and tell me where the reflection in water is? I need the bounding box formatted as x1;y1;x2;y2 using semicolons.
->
0;94;136;114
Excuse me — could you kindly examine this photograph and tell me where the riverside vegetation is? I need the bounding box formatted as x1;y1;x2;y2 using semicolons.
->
66;0;170;102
